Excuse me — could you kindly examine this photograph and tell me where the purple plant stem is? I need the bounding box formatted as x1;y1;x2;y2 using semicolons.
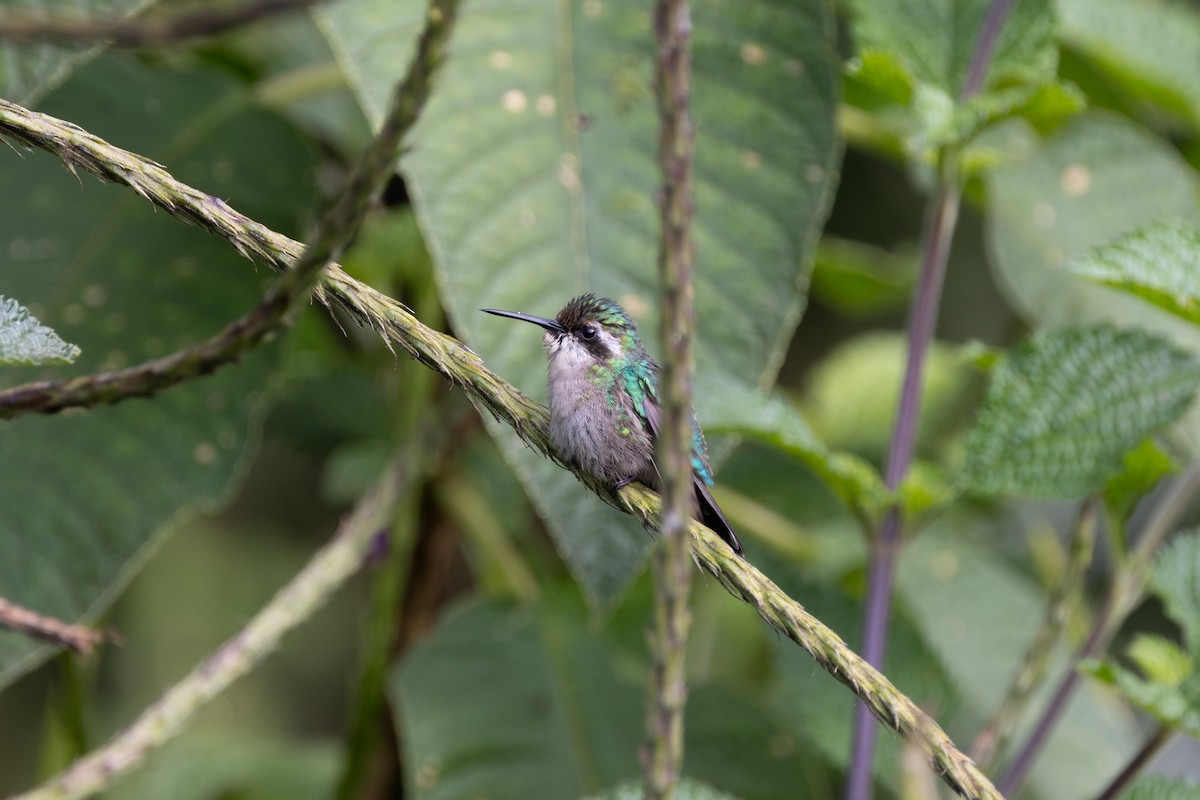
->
845;3;1018;797
995;616;1107;796
959;0;1015;101
845;168;960;800
1093;726;1173;800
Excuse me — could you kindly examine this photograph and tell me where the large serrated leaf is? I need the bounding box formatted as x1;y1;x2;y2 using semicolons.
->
963;326;1200;498
0;55;316;687
0;296;80;365
321;0;841;608
849;0;1056;96
0;0;152;104
1067;221;1200;326
984;113;1200;455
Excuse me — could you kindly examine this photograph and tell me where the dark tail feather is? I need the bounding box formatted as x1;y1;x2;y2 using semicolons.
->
693;476;744;556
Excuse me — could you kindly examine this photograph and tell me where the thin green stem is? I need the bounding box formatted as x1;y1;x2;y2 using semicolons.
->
644;0;698;797
970;496;1099;768
12;456;410;800
998;463;1200;795
434;471;540;601
335;478;421;800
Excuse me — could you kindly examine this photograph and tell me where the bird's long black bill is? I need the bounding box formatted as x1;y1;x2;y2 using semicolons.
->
481;307;566;333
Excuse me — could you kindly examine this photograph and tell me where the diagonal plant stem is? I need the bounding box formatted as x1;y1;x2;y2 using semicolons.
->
0;0;460;421
0;598;105;655
645;0;698;796
998;462;1200;795
0;0;326;46
846;2;1016;796
11;455;411;800
847;149;961;800
970;496;1099;768
618;486;1003;800
0;96;560;461
0;80;1003;800
1093;725;1173;800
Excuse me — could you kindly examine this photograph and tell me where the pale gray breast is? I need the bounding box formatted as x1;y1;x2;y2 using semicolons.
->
546;344;655;485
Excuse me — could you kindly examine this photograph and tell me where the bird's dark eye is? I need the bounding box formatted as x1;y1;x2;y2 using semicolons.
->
580;326;598;341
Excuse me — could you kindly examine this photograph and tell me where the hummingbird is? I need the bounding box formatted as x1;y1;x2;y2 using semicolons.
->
482;293;744;556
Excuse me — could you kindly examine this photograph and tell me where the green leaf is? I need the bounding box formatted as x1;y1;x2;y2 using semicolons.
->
701;385;888;527
219;8;374;154
1067;221;1200;326
393;596;642;799
809;236;915;318
681;684;830;800
849;0;1057;97
1103;439;1178;524
986;115;1200;331
1123;777;1200;800
0;296;79;365
984;113;1200;455
1092;660;1200;736
1086;532;1200;737
393;591;822;800
1056;0;1200;129
0;0;150;104
963;326;1200;498
1151;530;1200;654
1128;634;1194;687
801;332;972;462
0;55;316;687
937;79;1086;152
322;0;841;607
844;49;915;108
898;461;957;521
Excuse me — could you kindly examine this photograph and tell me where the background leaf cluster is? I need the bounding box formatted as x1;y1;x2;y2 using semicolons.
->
3;0;1200;798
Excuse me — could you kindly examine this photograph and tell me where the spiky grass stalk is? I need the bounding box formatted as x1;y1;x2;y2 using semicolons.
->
618;485;1003;800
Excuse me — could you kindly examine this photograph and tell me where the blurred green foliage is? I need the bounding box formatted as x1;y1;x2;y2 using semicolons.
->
2;0;1200;799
